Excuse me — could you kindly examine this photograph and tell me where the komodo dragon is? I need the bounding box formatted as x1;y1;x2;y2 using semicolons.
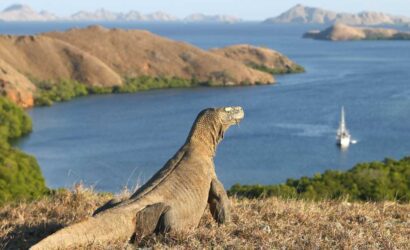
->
31;106;245;249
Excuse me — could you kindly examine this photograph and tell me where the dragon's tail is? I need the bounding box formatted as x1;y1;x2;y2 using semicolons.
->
30;210;135;250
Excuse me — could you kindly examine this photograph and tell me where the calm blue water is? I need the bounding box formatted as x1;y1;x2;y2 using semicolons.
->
6;22;410;192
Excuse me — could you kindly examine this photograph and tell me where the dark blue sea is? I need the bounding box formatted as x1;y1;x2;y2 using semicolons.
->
4;22;410;192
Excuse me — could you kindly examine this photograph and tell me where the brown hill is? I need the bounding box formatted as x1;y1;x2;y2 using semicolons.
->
44;25;273;85
210;44;304;74
304;23;410;41
0;35;122;86
0;25;306;107
0;58;35;108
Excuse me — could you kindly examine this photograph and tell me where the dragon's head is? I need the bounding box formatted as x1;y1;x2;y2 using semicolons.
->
188;106;244;153
215;106;245;127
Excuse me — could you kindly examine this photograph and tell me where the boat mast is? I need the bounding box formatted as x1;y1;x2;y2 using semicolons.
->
340;106;346;132
337;106;350;136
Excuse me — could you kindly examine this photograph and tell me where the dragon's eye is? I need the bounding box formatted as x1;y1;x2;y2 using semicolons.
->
224;107;233;112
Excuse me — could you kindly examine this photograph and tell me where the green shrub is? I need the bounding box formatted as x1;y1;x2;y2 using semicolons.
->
247;63;305;75
34;79;90;106
0;97;48;205
392;33;410;40
87;86;113;95
120;76;196;92
229;157;410;202
0;97;32;140
35;76;198;106
0;146;48;204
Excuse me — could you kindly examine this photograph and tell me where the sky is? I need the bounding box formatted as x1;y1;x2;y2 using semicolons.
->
0;0;410;20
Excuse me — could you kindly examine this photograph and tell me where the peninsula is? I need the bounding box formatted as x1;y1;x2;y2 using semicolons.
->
0;25;303;107
303;23;410;41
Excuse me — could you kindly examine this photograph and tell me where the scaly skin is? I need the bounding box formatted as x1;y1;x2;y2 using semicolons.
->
31;106;244;249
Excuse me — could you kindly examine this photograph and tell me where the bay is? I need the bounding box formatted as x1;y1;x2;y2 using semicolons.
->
5;22;410;192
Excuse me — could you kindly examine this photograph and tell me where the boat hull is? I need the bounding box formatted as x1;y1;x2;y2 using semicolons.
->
338;137;350;147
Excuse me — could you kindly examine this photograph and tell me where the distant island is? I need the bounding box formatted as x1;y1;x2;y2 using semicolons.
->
264;4;410;26
0;4;242;23
0;4;58;21
303;23;410;41
0;25;303;107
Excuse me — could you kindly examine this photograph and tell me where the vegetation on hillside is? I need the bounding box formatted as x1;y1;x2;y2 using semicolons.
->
34;77;200;106
229;157;410;202
0;97;48;205
392;33;410;40
115;76;198;93
248;62;305;75
0;186;408;249
34;79;88;106
0;146;48;205
0;97;32;142
364;33;410;40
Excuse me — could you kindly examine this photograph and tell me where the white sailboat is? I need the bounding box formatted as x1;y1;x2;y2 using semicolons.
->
336;106;351;148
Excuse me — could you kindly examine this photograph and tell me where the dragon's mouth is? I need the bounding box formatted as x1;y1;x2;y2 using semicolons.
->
224;106;244;124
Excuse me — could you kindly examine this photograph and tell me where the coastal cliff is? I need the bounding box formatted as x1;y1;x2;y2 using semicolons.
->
0;59;36;108
304;23;410;41
0;25;303;107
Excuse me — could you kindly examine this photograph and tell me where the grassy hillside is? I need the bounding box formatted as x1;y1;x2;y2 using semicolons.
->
0;186;408;249
0;34;122;86
45;26;273;85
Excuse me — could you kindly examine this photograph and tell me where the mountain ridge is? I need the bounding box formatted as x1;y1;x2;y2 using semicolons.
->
0;4;242;23
264;4;410;25
0;4;58;21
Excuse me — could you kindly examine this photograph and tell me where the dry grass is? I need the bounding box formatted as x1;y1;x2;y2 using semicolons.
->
0;186;409;249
